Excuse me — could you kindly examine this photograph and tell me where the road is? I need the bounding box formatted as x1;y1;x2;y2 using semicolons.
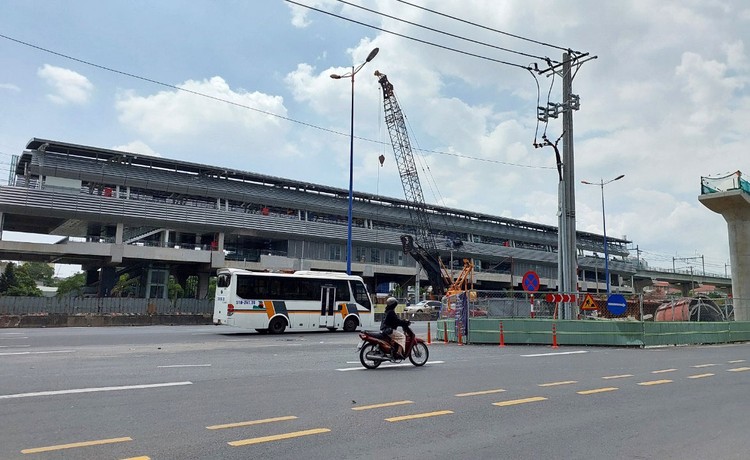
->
1;324;748;459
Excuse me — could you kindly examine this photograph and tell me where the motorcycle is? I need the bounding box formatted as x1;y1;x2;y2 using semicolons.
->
357;324;429;369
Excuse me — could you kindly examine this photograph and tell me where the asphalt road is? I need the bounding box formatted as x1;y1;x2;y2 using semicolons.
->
1;324;748;460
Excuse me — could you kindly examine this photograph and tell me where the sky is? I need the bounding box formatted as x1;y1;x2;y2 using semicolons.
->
0;0;747;278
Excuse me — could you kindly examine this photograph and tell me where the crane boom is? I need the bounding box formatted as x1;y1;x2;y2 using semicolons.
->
375;70;449;296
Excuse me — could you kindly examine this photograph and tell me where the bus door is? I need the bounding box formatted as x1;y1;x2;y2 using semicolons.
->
320;286;336;328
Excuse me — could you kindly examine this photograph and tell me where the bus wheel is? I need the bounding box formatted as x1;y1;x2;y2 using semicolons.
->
343;317;358;332
268;317;286;334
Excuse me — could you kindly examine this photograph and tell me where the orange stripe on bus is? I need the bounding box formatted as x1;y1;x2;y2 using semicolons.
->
264;300;275;319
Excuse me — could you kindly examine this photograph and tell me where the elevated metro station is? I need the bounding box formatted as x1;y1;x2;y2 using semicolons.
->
0;138;730;299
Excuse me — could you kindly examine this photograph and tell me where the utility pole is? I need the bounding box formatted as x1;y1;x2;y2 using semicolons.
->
536;51;594;318
561;52;578;319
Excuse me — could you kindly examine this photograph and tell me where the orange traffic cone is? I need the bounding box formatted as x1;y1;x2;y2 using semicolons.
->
552;323;559;349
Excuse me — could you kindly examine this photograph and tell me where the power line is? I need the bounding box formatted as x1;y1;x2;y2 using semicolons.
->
285;0;533;71
334;0;549;62
396;0;579;54
0;33;554;171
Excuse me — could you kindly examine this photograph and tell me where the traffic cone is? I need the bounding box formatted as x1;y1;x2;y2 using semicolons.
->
552;323;559;349
499;321;505;347
427;322;432;344
443;324;448;344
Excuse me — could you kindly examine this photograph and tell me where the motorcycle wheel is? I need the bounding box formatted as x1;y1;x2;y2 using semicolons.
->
409;342;429;366
359;343;382;369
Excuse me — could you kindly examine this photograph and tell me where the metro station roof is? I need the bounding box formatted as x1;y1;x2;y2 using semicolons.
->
17;137;629;247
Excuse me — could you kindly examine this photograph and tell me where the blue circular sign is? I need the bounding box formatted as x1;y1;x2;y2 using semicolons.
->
607;294;627;316
522;271;540;292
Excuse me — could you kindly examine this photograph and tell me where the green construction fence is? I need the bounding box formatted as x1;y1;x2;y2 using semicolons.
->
437;318;750;347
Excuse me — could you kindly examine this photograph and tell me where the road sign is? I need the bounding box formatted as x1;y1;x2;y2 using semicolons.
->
607;294;627;315
545;293;577;303
522;271;540;292
580;293;598;311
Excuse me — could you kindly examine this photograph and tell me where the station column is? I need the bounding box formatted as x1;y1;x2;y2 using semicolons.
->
699;189;750;320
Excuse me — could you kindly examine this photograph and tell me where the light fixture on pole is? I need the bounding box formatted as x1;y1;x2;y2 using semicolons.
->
330;47;379;275
581;174;624;294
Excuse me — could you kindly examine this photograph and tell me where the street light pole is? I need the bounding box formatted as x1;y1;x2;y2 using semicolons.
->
331;47;379;275
581;174;624;294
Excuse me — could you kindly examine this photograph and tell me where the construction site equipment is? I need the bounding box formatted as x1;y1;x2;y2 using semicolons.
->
375;70;473;298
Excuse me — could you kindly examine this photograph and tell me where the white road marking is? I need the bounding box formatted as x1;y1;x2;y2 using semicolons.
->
336;361;445;371
0;381;193;400
0;345;31;348
158;364;212;368
521;351;589;357
0;350;75;356
0;336;29;340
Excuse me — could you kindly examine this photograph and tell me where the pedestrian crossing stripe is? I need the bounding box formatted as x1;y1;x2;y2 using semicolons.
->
581;294;598;311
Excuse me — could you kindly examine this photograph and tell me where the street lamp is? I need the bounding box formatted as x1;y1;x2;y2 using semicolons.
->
581;174;625;294
330;47;379;275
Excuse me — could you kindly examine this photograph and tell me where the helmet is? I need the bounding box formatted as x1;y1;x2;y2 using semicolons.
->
385;297;398;310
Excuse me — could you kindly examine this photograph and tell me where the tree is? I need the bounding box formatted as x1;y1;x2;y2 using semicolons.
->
23;262;55;287
56;272;86;298
0;262;42;297
111;273;139;298
168;275;184;305
206;277;216;300
185;275;199;299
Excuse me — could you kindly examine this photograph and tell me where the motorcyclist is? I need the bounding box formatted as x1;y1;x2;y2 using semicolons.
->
381;297;410;359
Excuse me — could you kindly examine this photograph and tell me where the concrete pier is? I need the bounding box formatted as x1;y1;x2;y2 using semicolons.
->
699;189;750;320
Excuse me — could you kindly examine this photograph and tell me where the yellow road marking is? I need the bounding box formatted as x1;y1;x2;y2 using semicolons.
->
492;396;547;407
602;374;633;380
728;367;750;372
688;373;714;379
651;369;677;374
455;389;506;397
352;400;413;411
728;359;745;363
229;428;330;446
22;437;132;454
638;379;673;386
207;416;297;430
692;364;716;368
577;387;618;395
538;380;577;387
385;410;453;422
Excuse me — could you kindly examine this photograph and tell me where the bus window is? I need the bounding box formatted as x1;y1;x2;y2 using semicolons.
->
217;273;231;288
352;281;372;310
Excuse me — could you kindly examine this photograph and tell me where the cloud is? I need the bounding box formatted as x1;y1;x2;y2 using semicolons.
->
0;83;20;92
110;140;160;157
37;64;93;105
114;76;299;171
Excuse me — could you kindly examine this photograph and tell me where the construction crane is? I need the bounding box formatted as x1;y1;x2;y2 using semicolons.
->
375;70;473;298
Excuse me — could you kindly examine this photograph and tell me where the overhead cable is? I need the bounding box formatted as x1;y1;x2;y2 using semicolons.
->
395;0;579;54
285;0;533;71
334;0;549;62
0;33;553;170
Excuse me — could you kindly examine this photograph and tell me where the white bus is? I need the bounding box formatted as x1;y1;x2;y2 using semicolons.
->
213;268;374;333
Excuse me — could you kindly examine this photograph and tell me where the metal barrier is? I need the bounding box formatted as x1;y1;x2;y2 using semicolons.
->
0;297;214;315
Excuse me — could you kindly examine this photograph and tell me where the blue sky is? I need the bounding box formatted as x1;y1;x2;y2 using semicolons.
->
1;0;748;278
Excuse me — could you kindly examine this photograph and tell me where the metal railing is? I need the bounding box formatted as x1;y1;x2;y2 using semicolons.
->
0;297;214;315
